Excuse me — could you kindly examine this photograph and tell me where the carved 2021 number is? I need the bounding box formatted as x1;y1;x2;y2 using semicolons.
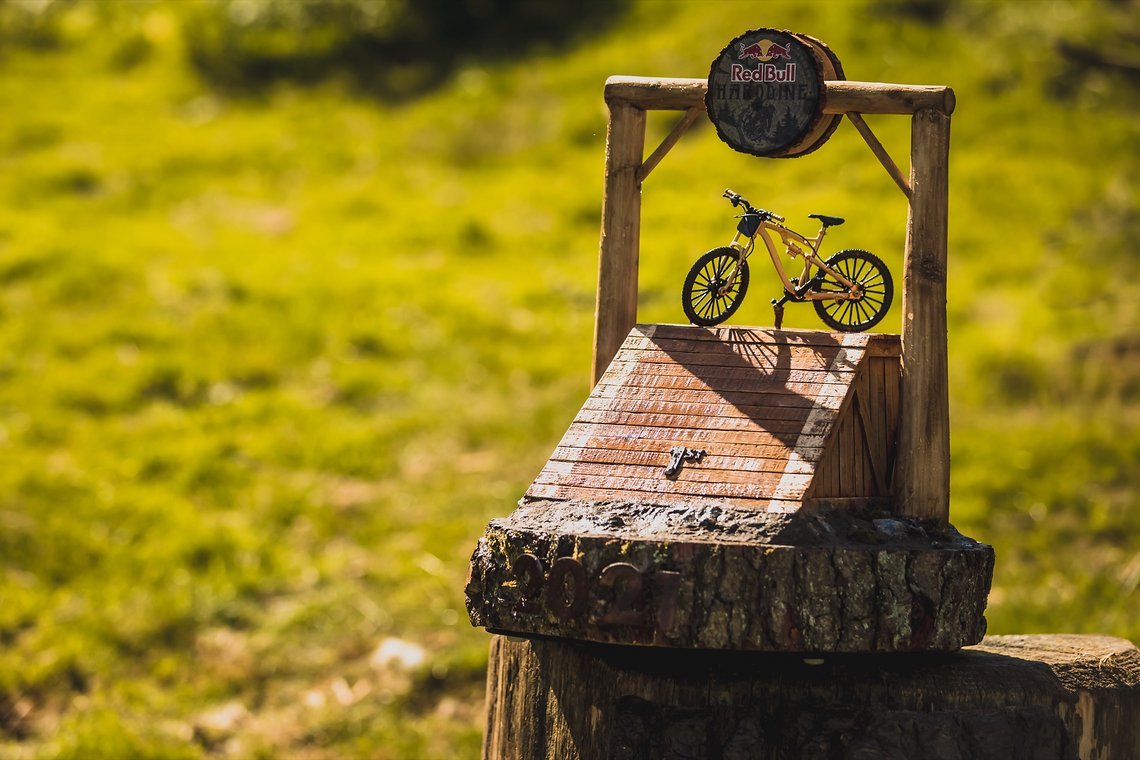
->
510;554;680;632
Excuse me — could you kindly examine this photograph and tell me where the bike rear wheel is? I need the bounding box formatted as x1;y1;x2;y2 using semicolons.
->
682;247;750;327
811;249;893;332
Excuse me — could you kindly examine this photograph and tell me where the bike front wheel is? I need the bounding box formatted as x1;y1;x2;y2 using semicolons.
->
811;249;893;332
682;247;750;327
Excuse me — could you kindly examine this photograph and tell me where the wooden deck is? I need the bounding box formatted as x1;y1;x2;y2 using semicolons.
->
526;324;901;511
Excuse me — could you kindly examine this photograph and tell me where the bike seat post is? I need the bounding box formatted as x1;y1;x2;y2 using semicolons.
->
814;224;827;248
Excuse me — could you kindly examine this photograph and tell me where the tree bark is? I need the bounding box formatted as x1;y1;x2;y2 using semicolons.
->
482;633;1140;759
466;502;992;652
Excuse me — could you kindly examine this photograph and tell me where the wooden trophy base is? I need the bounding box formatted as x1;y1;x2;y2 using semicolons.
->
466;502;994;652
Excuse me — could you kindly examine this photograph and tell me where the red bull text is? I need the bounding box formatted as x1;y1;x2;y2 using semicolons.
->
730;62;798;83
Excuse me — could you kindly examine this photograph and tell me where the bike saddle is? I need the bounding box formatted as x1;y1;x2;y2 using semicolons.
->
809;214;845;227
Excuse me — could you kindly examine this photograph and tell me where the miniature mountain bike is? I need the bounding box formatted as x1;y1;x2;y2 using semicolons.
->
682;189;894;331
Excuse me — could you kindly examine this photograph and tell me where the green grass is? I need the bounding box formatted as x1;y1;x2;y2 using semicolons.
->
0;0;1138;756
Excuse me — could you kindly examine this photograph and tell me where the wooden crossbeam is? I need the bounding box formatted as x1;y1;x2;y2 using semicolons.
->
844;113;912;199
637;108;703;183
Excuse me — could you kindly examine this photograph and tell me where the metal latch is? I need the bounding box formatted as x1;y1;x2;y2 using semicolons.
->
664;446;706;478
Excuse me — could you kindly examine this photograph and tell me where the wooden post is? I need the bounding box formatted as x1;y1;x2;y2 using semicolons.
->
895;108;951;521
591;100;646;385
483;634;1140;759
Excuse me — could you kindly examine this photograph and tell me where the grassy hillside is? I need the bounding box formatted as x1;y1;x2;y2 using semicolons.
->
0;0;1137;757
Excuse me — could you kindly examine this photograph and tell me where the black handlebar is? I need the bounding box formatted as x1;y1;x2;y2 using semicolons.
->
722;188;745;207
722;188;784;223
723;188;759;215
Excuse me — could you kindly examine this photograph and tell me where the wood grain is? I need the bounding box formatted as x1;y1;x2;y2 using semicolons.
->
544;326;898;508
603;76;956;115
895;108;951;521
592;101;645;384
481;634;1139;759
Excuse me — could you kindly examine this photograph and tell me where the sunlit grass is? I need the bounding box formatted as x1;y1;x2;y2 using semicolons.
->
0;0;1137;756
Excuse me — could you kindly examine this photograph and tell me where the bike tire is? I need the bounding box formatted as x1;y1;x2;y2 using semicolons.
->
811;249;893;332
682;247;750;327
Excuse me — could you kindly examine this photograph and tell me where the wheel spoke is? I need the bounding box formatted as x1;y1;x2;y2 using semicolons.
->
712;256;731;280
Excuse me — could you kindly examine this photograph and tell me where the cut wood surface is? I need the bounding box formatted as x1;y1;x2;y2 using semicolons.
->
482;633;1140;759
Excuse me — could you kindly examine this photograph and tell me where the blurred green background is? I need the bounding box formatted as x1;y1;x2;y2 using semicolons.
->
0;0;1137;757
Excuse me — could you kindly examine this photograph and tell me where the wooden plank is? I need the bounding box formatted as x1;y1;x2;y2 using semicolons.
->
884;355;901;491
552;428;815;460
640;324;900;358
869;359;890;494
855;393;888;496
608;351;845;376
572;409;840;436
865;334;903;358
606;349;846;375
895;109;951;521
555;441;814;464
579;396;814;423
592;101;646;385
826;436;841;498
641;324;878;349
868;357;886;462
800;357;866;503
523;483;799;510
549;447;803;474
531;469;808;501
591;384;821;408
859;368;873;495
636;107;702;183
622;332;862;354
843;394;857;496
596;362;858;387
556;421;828;449
547;448;798;471
604;77;956;115
845;113;912;200
537;460;804;487
616;339;853;369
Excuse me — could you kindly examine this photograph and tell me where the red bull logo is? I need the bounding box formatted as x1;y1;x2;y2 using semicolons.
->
730;62;797;83
737;39;793;62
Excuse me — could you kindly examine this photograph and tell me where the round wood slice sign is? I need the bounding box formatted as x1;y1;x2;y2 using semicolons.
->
706;29;828;158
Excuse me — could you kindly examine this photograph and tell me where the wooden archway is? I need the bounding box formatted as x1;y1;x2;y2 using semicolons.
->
591;76;953;521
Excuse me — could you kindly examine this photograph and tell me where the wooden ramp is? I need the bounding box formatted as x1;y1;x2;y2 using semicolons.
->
527;324;902;511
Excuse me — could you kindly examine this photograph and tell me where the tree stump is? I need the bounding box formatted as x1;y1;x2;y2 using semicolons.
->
482;633;1140;759
466;502;992;652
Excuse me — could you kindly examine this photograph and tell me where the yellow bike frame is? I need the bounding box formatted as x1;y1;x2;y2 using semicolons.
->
723;217;860;301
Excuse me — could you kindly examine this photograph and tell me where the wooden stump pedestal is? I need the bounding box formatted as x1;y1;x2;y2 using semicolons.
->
483;634;1140;759
466;503;992;652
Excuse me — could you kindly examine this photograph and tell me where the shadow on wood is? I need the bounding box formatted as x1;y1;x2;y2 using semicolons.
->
483;634;1140;759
